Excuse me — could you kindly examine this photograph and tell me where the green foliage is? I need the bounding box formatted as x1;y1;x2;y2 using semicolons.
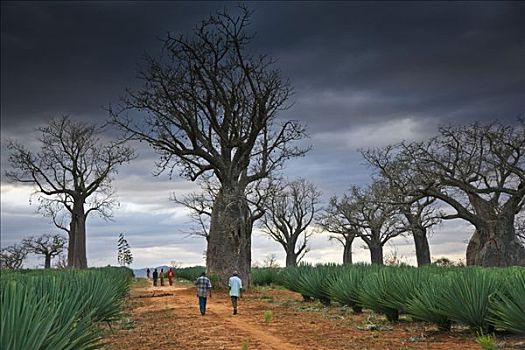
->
252;267;280;286
358;269;400;321
406;274;451;331
489;269;525;334
436;268;501;332
475;332;497;350
276;264;313;297
117;233;133;266
296;264;338;305
0;267;132;350
264;310;273;323
328;265;368;312
173;266;206;282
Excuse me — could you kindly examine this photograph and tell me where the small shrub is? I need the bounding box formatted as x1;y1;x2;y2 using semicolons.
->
475;332;497;350
264;310;273;323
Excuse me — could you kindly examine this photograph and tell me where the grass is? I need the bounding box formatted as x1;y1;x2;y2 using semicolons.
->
475;332;497;350
264;310;273;323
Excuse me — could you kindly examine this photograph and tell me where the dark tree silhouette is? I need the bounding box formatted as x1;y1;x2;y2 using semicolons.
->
22;234;66;269
111;8;307;285
330;183;405;265
0;244;28;269
319;197;360;265
117;233;133;266
362;146;442;266
6;116;135;268
397;121;525;266
261;179;321;266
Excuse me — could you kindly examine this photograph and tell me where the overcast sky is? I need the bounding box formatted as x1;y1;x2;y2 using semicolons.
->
1;1;524;269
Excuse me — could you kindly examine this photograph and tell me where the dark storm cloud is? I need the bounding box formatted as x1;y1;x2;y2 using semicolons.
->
1;1;224;126
250;2;524;129
2;1;523;130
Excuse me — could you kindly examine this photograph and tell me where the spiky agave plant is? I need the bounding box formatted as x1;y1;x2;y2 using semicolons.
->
488;268;525;334
252;267;280;286
296;265;337;305
278;264;315;300
407;273;451;331
358;268;400;321
436;268;501;332
375;266;426;315
329;265;369;313
0;279;101;350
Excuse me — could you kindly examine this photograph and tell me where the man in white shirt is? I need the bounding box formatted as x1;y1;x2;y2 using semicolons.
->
228;270;243;315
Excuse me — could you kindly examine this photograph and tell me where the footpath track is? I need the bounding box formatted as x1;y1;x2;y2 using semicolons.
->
104;280;484;350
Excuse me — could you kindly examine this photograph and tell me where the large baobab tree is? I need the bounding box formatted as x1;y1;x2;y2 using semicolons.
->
0;244;28;269
22;234;66;269
362;147;442;266
111;8;307;286
399;121;525;266
261;179;321;267
6;116;135;268
338;183;404;265
319;196;359;265
172;177;271;242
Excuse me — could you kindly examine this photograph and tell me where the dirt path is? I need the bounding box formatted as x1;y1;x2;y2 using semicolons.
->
104;279;523;350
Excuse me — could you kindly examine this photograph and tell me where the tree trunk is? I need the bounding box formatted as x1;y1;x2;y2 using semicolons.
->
67;220;75;267
413;228;431;266
467;217;525;267
342;235;354;265
44;254;51;269
285;247;298;267
207;186;252;288
69;201;88;268
369;244;384;265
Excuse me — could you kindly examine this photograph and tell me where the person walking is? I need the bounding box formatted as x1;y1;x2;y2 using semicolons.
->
160;268;165;286
168;268;174;286
228;270;243;315
195;272;212;315
152;268;158;286
146;268;151;279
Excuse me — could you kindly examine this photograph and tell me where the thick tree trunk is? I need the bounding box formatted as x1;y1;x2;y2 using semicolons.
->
67;220;76;267
413;228;431;266
69;201;88;268
369;244;384;265
44;254;51;269
342;235;355;265
285;248;298;267
466;218;525;267
207;186;252;288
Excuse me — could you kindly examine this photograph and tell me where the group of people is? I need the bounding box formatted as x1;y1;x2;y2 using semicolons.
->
145;267;243;316
146;267;175;286
195;270;242;316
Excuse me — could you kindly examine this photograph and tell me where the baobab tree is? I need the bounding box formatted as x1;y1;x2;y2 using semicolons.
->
319;196;359;265
6;116;135;268
334;183;405;265
172;177;271;242
0;244;27;269
22;234;66;269
362;146;442;266
111;8;307;285
398;121;525;266
261;179;321;267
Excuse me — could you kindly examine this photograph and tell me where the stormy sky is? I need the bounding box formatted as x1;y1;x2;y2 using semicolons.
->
1;1;524;268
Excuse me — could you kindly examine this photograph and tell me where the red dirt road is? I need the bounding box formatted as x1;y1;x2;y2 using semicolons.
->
104;280;523;350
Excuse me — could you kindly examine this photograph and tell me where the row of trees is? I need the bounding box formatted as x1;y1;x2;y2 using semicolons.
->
176;120;525;268
0;234;66;269
1;232;134;269
4;7;524;284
